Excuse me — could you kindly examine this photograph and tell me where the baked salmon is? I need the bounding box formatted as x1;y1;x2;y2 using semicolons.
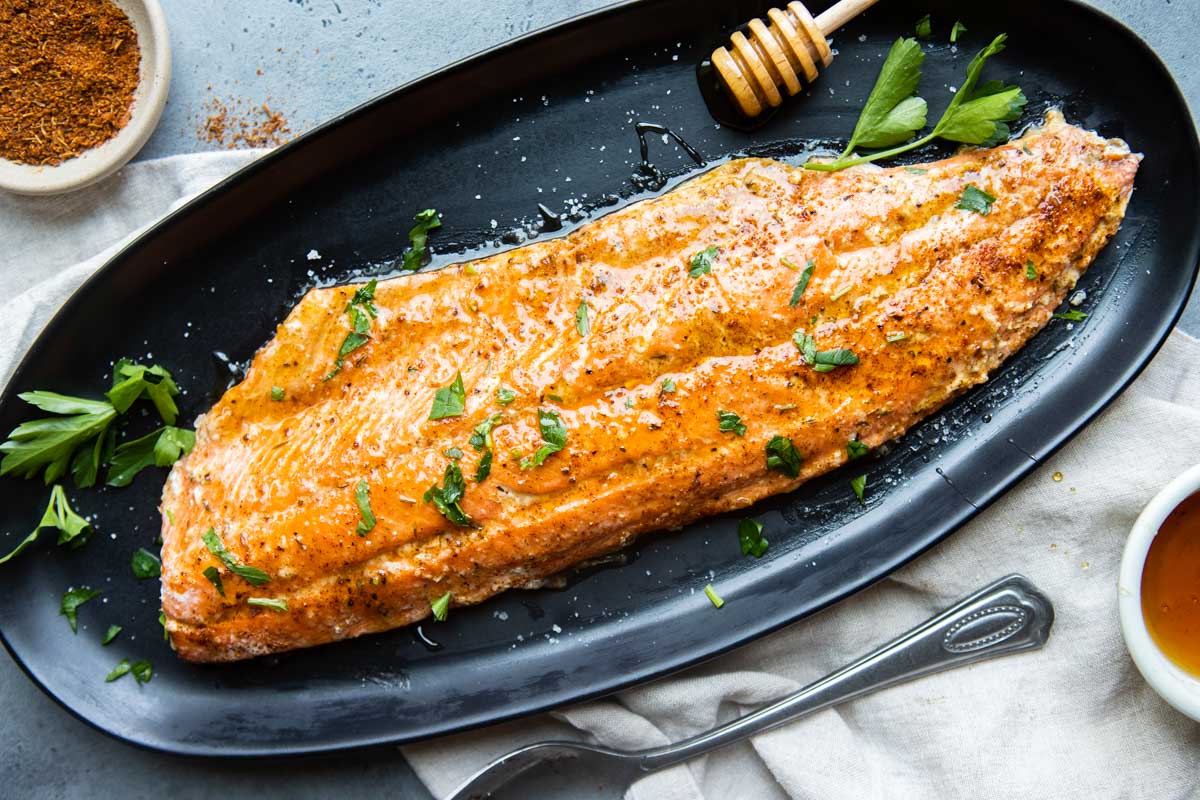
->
161;111;1139;661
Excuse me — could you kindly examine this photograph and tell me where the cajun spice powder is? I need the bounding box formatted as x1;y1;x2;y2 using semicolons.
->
0;0;141;166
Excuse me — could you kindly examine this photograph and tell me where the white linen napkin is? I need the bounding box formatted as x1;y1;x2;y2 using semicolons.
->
2;153;1197;800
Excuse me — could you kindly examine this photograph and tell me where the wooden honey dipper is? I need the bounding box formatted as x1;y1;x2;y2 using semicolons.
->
711;0;882;118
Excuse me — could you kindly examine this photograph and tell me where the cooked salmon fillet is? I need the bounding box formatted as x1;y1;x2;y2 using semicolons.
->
161;112;1139;661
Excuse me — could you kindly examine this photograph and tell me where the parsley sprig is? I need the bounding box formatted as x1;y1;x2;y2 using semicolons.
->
519;410;567;469
202;528;271;586
398;209;442;272
806;34;1026;172
0;484;92;565
324;279;379;381
423;462;473;527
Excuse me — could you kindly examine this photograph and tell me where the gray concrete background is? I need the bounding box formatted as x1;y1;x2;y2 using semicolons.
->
2;1;1197;798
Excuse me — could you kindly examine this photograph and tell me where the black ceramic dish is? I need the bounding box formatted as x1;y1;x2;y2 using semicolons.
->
0;0;1196;756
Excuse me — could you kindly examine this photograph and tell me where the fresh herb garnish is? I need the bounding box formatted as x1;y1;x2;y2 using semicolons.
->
793;331;859;372
107;360;181;423
0;484;92;565
576;300;591;337
354;479;376;535
765;436;802;478
955;184;996;215
270;386;285;401
830;285;852;302
0;392;117;485
789;259;815;307
131;547;161;580
469;415;501;450
688;246;719;278
1025;261;1039;280
546;393;564;403
717;410;747;437
704;583;725;609
496;387;517;405
475;448;493;483
423;462;473;527
885;332;908;343
519;410;567;469
203;566;225;596
444;446;464;459
807;34;1025;172
102;624;122;646
105;426;195;488
130;660;153;684
904;167;928;174
105;659;131;682
248;597;288;612
851;474;868;503
950;20;967;43
915;14;932;39
431;591;452;622
738;519;769;558
324;279;379;380
61;586;101;633
661;378;677;394
202;528;271;586
847;440;870;460
1053;309;1088;322
429;371;467;420
399;209;442;272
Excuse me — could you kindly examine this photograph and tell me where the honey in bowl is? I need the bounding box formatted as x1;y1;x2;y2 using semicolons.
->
1141;491;1200;676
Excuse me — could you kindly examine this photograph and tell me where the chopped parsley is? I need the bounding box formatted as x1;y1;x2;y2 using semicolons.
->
106;426;196;487
475;448;494;483
847;440;870;460
105;660;131;682
885;332;908;343
431;591;452;622
904;167;928;174
444;446;463;459
0;484;92;565
688;246;719;278
107;659;152;683
950;20;967;43
661;378;677;394
423;462;473;526
429;371;467;420
704;583;725;609
717;410;747;437
101;625;122;646
576;300;591;337
1025;261;1039;280
519;410;567;469
202;528;271;586
915;13;932;39
107;360;181;423
247;597;289;612
765;435;802;478
830;284;852;302
469;413;502;482
546;393;564;403
793;331;859;372
355;479;376;536
496;387;517;405
1053;309;1088;322
60;586;101;633
270;386;285;401
323;279;380;381
851;474;868;503
131;547;161;580
399;209;442;272
789;259;815;307
203;566;225;596
738;518;769;558
955;184;996;215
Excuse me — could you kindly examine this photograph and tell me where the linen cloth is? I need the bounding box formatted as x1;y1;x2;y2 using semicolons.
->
2;153;1198;800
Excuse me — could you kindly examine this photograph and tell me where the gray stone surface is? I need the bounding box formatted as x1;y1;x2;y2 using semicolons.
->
2;1;1196;798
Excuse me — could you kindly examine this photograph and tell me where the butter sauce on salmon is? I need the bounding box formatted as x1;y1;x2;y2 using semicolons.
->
161;111;1139;661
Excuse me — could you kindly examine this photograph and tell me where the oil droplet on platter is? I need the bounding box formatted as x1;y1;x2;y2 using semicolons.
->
1052;471;1064;482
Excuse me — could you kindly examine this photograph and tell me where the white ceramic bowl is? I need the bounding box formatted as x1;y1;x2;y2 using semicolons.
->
1118;462;1200;721
0;0;171;196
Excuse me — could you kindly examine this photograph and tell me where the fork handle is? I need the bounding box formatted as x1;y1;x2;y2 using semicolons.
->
639;574;1054;772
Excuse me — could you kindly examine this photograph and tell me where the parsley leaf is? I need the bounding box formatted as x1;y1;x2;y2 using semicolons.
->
1025;261;1039;280
469;413;502;451
107;360;181;423
430;371;467;420
202;528;271;586
0;484;92;565
0;392;117;485
102;624;122;646
130;660;153;684
851;474;868;503
885;332;908;343
399;209;442;272
431;591;452;622
203;566;225;596
789;259;815;307
765;435;803;478
1053;309;1088;322
131;547;161;580
704;583;725;609
106;659;131;682
61;586;101;633
689;246;719;278
355;479;376;535
576;300;591;337
841;37;927;155
847;440;870;460
717;410;747;437
248;597;289;612
324;279;379;380
271;386;285;401
915;14;932;39
950;20;967;43
423;462;473;527
738;518;769;558
661;378;677;393
519;410;567;469
793;331;859;372
955;184;996;215
444;446;463;459
929;35;1026;147
496;387;517;405
475;447;493;483
105;426;195;488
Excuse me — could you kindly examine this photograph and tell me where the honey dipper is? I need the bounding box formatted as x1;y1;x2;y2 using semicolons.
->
711;0;883;118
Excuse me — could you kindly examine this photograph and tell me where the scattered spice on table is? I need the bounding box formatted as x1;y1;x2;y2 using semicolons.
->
198;95;292;150
0;0;141;166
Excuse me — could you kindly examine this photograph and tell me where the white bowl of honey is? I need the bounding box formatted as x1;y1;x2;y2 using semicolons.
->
1119;462;1200;721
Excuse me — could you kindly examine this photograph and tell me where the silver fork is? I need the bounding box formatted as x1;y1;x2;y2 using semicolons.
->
445;574;1053;800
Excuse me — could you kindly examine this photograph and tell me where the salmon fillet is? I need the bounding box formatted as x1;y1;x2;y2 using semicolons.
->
161;111;1139;661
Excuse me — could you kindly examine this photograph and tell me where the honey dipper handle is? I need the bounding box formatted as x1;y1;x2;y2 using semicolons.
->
815;0;883;34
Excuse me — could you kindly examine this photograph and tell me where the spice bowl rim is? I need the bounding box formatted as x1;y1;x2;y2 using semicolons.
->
0;0;171;196
1118;461;1200;722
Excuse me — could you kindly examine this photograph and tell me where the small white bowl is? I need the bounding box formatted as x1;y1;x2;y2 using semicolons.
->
1119;462;1200;721
0;0;171;196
